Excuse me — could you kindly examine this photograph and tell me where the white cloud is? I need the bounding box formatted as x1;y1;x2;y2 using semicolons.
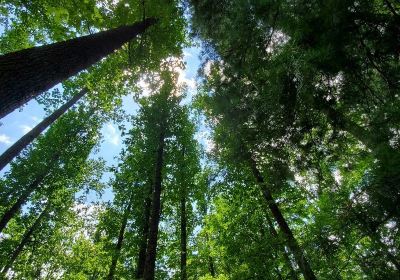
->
20;124;33;134
0;134;12;145
103;123;120;146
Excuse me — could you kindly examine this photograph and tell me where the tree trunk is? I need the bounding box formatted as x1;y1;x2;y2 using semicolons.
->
180;195;187;280
0;173;47;233
265;213;299;280
107;198;133;280
0;18;157;119
248;157;317;280
180;147;188;280
0;88;86;171
136;184;153;279
0;201;50;276
143;129;165;280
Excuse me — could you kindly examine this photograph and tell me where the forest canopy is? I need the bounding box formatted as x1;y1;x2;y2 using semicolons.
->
0;0;399;279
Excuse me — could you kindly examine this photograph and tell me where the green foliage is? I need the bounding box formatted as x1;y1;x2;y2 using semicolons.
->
1;0;399;279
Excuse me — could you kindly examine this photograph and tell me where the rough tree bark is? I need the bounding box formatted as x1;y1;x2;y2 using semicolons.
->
143;128;166;280
248;157;318;280
107;198;133;280
0;18;157;119
0;89;87;171
0;201;50;276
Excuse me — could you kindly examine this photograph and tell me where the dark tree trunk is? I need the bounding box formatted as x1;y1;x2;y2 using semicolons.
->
0;18;157;119
0;89;86;171
180;195;187;280
180;148;188;280
1;202;50;275
136;184;153;279
143;129;165;280
107;199;133;280
265;213;299;280
0;173;47;233
248;157;317;280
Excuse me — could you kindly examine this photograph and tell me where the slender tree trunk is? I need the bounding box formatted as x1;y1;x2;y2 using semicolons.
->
107;199;133;280
143;129;165;280
180;147;188;280
0;89;86;171
180;195;187;280
265;213;299;280
136;186;152;279
0;18;157;119
248;157;317;280
1;201;50;276
0;173;47;233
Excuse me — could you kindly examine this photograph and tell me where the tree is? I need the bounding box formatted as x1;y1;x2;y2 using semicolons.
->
248;156;316;280
0;0;399;278
0;88;87;171
0;107;101;233
0;160;105;278
190;0;400;278
0;200;51;277
0;18;156;119
106;194;134;280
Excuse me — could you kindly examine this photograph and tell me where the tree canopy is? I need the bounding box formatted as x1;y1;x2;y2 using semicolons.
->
0;0;399;279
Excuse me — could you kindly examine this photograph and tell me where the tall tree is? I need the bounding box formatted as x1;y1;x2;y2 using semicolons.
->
143;125;166;280
0;88;87;171
248;156;317;280
142;77;172;278
0;200;51;276
0;107;101;233
0;159;105;277
0;18;156;118
136;183;153;279
180;183;188;280
106;196;133;280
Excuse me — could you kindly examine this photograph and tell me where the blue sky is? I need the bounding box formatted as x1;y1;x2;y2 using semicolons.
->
0;46;205;202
